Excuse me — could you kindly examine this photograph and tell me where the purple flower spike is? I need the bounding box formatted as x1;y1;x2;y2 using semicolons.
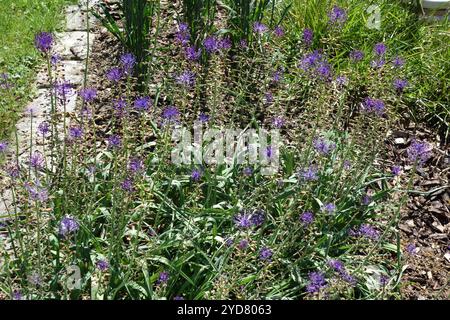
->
350;50;364;62
350;224;379;240
273;26;284;37
69;126;83;140
51;54;61;66
218;36;232;50
362;97;385;116
328;6;347;26
185;46;201;61
79;88;97;102
392;56;405;68
29;151;44;169
379;275;389;287
307;271;327;293
253;22;268;34
59;216;79;237
405;243;418;255
328;259;345;273
107;135;122;149
199;113;209;123
162;106;180;123
191;169;202;182
25;182;48;202
96;260;109;271
251;210;265;227
303;28;313;47
234;212;253;228
128;157;144;174
407;140;432;165
259;247;273;262
106;67;123;82
38;121;50;137
134;96;152;112
120;53;136;75
300;211;314;226
238;239;249;250
203;36;219;54
374;43;387;56
272;116;285;129
391;165;401;176
322;203;336;214
157;271;170;284
393;79;408;93
370;58;385;69
121;177;134;193
175;70;196;87
0;141;8;153
34;32;53;53
300;165;318;182
313;137;336;155
243;167;253;176
175;23;190;46
12;290;23;300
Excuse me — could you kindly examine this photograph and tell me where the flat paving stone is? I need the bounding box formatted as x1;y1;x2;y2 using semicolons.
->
54;31;95;60
66;5;97;31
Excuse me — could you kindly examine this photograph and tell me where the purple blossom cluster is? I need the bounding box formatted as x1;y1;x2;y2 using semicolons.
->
303;28;313;47
349;224;379;240
59;216;79;237
34;32;53;53
128;157;144;175
272;116;285;128
25;182;48;202
134;96;152;112
191;169;202;181
184;46;201;61
259;247;273;262
79;87;97;102
120;53;136;75
299;51;333;81
69;126;83;141
175;23;190;46
328;6;347;27
233;209;266;229
349;50;364;62
407;140;432;165
96;260;109;272
299;211;314;226
393;78;408;93
328;259;356;285
175;70;196;87
322;202;336;214
0;141;8;153
107;135;122;149
106;67;123;82
0;73;11;90
313;137;336;155
362;97;385;116
307;271;327;293
253;22;268;34
157;271;170;284
162;106;180;124
298;165;319;181
203;35;232;54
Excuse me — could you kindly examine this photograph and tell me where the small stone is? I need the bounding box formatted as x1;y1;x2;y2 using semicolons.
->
394;138;406;145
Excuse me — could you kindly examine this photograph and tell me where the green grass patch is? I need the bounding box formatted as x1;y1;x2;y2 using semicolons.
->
0;0;77;141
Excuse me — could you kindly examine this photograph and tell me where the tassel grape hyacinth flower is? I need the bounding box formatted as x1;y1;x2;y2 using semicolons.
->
34;32;53;53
